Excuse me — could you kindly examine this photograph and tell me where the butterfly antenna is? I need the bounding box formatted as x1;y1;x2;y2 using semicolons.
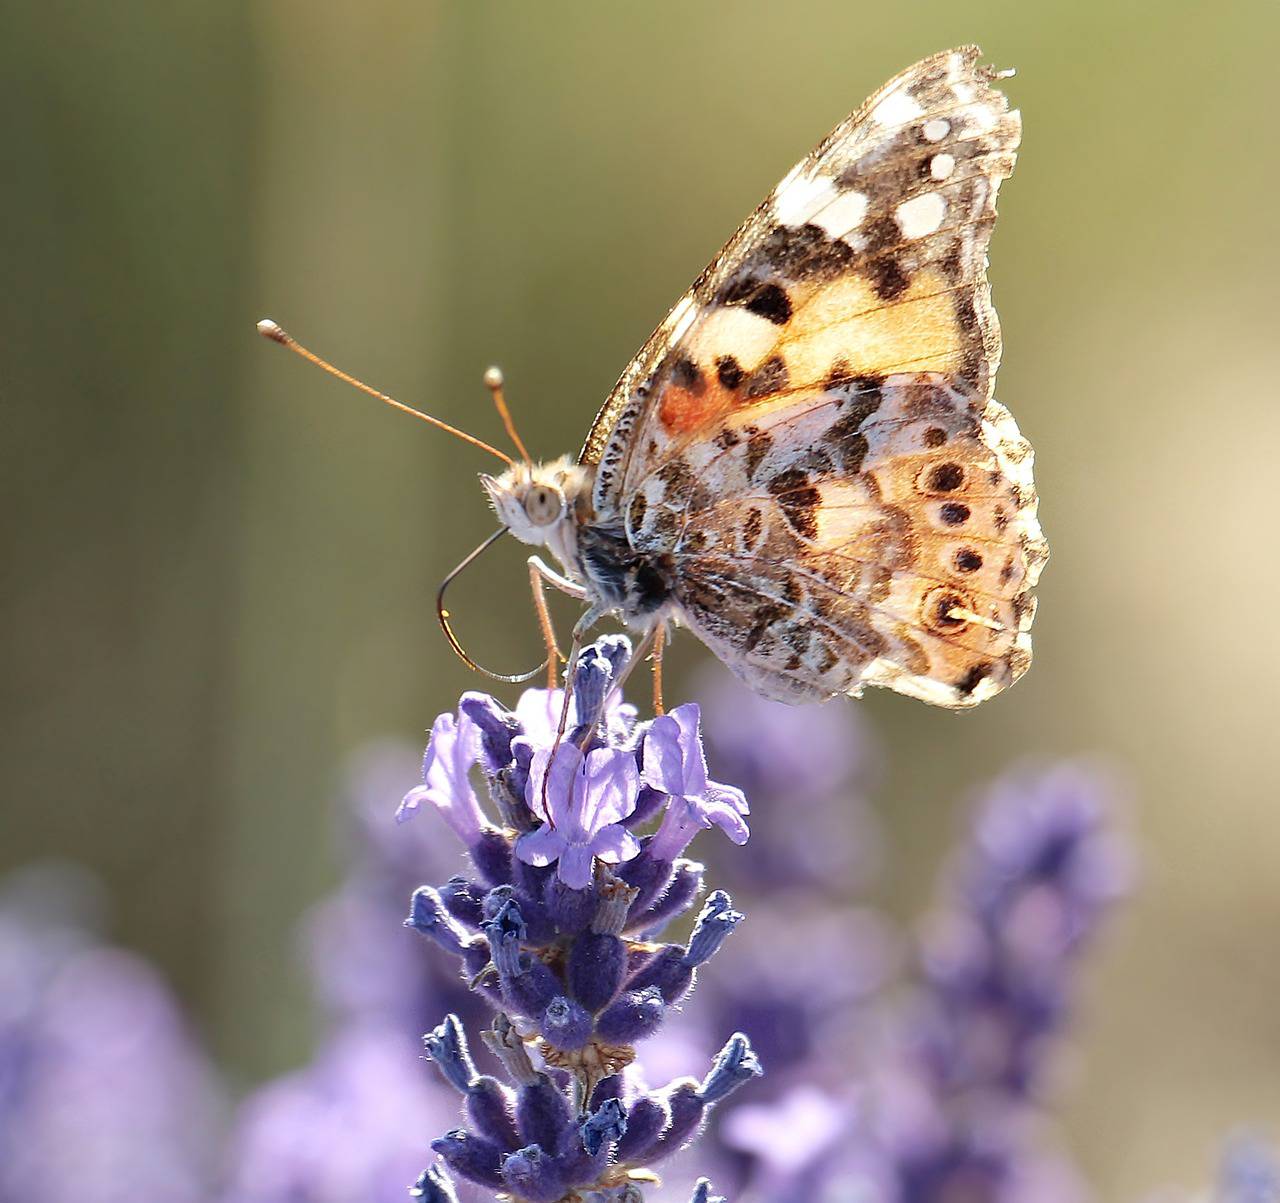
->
257;319;514;466
437;527;549;683
483;366;534;466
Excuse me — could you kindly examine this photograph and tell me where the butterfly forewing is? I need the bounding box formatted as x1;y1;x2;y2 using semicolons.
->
580;46;1047;708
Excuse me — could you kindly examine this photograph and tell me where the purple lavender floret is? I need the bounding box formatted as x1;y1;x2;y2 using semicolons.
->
400;637;761;1201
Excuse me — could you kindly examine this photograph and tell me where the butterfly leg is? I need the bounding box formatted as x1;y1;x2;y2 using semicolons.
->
528;556;586;689
651;621;667;716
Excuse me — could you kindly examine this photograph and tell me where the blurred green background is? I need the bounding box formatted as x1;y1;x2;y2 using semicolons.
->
3;1;1278;1195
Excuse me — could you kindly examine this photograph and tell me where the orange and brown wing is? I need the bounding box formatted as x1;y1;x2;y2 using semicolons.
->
583;45;1019;509
582;47;1046;708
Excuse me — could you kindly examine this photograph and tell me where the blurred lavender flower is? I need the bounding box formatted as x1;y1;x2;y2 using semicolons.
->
399;636;762;1201
1215;1136;1280;1203
0;865;223;1203
696;667;882;895
221;1025;483;1203
716;764;1130;1203
226;740;490;1203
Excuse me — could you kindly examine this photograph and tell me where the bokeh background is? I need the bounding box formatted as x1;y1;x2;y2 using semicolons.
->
4;1;1278;1197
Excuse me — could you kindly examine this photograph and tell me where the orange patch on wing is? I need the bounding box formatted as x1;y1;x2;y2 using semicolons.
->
658;381;734;436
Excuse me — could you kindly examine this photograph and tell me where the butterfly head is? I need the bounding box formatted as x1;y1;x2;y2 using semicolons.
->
481;456;589;547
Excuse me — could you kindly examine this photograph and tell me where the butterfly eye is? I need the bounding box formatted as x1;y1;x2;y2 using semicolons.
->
523;485;563;526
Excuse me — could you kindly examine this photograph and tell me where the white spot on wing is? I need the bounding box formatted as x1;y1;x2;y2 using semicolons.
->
922;118;950;142
871;88;923;127
895;192;946;239
687;307;780;373
774;172;836;227
812;189;868;240
929;153;956;181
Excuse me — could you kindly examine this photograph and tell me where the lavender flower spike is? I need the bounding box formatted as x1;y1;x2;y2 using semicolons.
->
644;704;749;861
403;637;764;1202
516;744;641;888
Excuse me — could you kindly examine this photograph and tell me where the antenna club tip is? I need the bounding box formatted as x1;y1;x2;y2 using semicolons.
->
483;366;504;390
257;318;288;343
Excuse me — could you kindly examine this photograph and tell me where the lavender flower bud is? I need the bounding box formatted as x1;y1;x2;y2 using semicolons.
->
568;932;626;1013
484;898;526;979
471;829;514;886
618;839;675;911
627;858;704;933
597;986;666;1043
642;1082;704;1163
409;1165;460;1202
484;900;558;1016
594;633;632;681
614;1095;668;1162
458;691;520;772
431;1129;505;1190
541;994;594;1051
405;888;469;956
626;944;691;1004
690;1180;726;1203
685;891;742;967
545;878;597;935
465;1077;520;1153
439;875;485;927
515;1075;576;1154
580;1096;628;1156
572;642;616;731
699;1032;762;1103
567;881;634;1010
486;883;555;946
500;1145;568;1203
423;1014;475;1094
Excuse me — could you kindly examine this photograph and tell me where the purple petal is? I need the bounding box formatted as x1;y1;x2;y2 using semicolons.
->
702;784;751;845
526;742;585;827
514;687;575;746
557;844;596;890
582;748;640;831
399;711;486;844
667;703;709;796
514;824;568;869
642;715;687;795
590;823;642;865
647;797;704;862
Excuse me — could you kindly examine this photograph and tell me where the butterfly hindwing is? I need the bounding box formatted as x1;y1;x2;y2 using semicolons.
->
580;46;1046;708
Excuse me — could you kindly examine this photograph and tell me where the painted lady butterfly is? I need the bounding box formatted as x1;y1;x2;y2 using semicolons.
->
264;46;1047;710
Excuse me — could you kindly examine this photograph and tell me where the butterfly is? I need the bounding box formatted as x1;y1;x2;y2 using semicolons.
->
262;46;1047;711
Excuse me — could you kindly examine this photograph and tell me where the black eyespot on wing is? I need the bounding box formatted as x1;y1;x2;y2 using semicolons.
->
940;502;970;526
716;356;745;389
743;282;793;325
954;548;983;573
926;463;965;492
670;356;704;392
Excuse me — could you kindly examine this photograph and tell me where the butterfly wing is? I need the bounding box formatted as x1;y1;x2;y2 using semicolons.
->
581;46;1046;707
